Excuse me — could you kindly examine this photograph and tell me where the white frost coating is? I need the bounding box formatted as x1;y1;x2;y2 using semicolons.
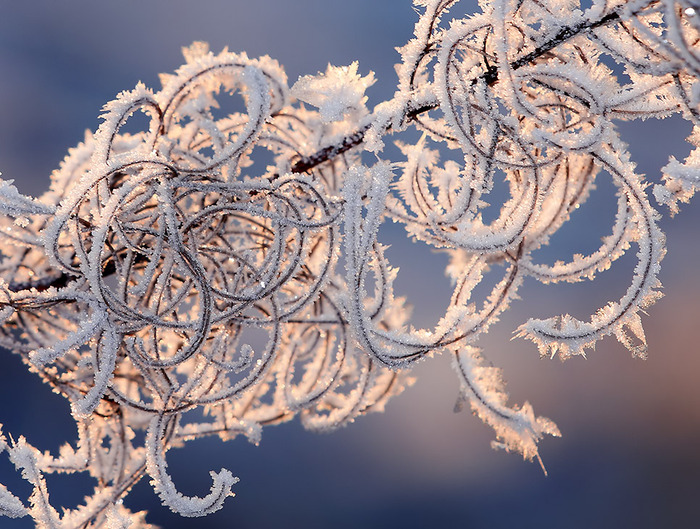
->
292;62;375;123
0;483;26;519
0;427;26;519
656;126;700;213
452;347;560;469
92;82;160;166
105;504;156;529
6;437;63;528
0;178;55;217
146;416;238;517
516;144;666;359
71;321;120;417
28;293;106;367
1;0;699;525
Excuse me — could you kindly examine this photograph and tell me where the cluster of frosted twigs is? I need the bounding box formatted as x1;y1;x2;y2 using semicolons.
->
0;0;698;526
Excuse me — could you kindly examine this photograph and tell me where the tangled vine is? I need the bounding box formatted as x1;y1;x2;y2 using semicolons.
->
1;0;699;526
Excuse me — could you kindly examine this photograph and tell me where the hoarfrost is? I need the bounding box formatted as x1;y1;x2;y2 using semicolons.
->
1;0;699;525
292;62;375;123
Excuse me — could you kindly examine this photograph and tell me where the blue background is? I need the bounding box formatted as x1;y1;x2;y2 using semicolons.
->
1;1;700;527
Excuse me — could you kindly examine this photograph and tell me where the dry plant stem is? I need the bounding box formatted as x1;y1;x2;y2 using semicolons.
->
0;0;698;526
291;8;622;175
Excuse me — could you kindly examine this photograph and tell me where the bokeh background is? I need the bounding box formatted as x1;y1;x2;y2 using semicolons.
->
1;1;699;528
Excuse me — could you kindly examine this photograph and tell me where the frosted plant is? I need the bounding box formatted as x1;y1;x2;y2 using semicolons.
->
0;0;699;525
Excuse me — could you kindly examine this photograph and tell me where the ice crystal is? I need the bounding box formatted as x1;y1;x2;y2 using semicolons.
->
1;0;699;526
292;62;375;123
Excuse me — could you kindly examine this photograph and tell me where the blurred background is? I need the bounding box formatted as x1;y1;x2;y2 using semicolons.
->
1;1;699;528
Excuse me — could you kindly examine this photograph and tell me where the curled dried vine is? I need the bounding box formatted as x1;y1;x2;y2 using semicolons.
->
0;0;698;526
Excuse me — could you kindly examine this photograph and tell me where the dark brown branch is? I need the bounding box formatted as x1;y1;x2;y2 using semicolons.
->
510;12;620;72
291;10;622;175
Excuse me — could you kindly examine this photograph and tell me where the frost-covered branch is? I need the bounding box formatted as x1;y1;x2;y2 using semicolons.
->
1;0;699;526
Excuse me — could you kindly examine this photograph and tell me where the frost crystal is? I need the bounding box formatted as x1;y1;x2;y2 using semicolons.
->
292;62;375;122
1;0;699;526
